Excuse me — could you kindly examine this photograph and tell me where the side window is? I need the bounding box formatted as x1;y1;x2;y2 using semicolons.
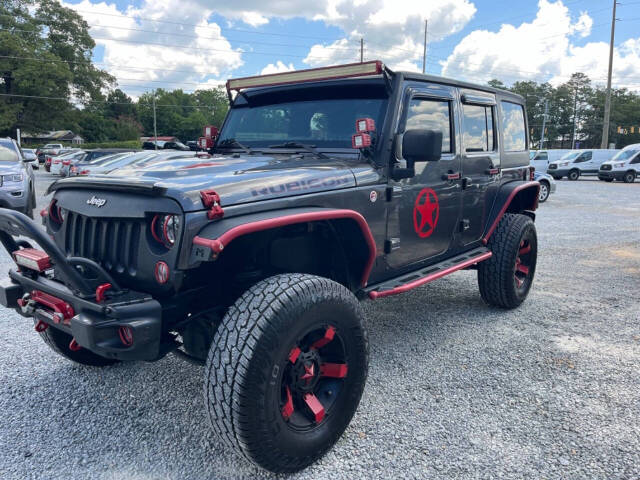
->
630;154;640;165
405;98;452;153
583;151;592;161
501;101;526;151
538;152;548;160
462;104;495;153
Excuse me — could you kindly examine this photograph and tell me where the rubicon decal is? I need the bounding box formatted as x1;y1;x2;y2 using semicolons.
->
251;177;351;197
86;196;107;207
413;188;439;238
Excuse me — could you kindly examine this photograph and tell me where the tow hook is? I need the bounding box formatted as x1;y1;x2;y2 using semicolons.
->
35;320;49;332
69;338;81;351
17;293;35;316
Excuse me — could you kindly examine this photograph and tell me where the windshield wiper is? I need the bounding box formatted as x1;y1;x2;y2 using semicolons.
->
216;138;253;154
268;142;328;159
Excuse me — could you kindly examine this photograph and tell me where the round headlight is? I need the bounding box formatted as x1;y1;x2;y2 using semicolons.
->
162;215;180;246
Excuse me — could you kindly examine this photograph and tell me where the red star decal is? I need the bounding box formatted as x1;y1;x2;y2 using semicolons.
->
413;188;440;238
300;363;315;383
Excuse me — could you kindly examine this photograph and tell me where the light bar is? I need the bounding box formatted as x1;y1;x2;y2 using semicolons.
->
227;61;383;93
352;133;372;149
13;248;51;272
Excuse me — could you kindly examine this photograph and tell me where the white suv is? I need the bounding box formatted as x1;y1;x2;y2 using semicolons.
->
598;143;640;183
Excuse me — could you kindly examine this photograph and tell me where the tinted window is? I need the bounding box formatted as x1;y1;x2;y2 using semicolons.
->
220;97;387;149
501;101;526;151
630;154;640;164
537;152;548;160
575;151;592;163
405;99;452;153
462;104;494;153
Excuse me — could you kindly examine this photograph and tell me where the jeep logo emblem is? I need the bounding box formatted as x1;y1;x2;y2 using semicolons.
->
86;196;107;207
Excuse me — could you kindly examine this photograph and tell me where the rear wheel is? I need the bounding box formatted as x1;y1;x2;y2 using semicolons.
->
478;213;537;309
568;169;580;181
204;274;368;473
38;324;118;367
623;171;636;183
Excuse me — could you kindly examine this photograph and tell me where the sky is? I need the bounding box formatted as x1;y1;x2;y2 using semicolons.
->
62;0;640;97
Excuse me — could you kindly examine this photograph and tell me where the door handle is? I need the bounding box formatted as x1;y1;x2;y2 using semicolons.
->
442;172;461;181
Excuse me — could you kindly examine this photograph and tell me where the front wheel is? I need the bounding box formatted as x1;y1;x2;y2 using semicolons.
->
478;213;537;309
623;171;636;183
568;169;580;181
204;274;369;473
538;181;550;203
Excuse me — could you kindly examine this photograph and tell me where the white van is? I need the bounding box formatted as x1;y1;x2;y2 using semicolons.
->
598;143;640;183
547;149;619;180
529;149;572;173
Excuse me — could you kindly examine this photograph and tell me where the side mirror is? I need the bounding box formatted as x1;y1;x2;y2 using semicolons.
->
401;129;442;162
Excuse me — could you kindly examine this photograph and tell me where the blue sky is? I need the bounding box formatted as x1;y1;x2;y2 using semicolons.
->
64;0;640;96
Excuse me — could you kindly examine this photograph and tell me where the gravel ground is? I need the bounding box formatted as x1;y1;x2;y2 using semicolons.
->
1;172;639;479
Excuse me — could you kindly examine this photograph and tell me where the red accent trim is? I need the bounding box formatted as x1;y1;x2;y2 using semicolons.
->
95;283;112;303
118;326;134;347
282;386;294;420
182;162;221;169
447;172;461;180
369;251;493;299
192;209;377;287
320;363;348;378
482;181;540;244
34;320;49;332
516;264;530;275
13;248;51;271
303;393;325;423
150;214;163;244
69;338;81;351
519;245;532;255
31;290;75;320
288;346;301;364
227;60;383;94
154;261;170;284
310;326;336;350
162;215;175;246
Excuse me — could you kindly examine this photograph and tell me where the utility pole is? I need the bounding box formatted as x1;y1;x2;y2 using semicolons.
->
540;99;549;149
360;38;364;63
422;20;428;74
572;87;578;149
601;0;617;148
152;94;158;150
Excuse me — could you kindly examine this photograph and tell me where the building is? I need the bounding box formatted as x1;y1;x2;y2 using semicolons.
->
22;130;84;144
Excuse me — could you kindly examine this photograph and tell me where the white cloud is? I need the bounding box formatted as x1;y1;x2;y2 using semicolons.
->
440;0;640;90
63;0;243;96
260;61;295;75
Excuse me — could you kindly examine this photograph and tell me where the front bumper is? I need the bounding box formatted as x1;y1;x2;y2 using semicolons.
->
547;167;569;177
598;171;625;181
0;208;164;361
0;185;28;210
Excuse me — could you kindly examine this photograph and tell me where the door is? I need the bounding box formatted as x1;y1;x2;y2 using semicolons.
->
459;94;500;245
531;151;549;172
385;86;462;269
575;151;593;173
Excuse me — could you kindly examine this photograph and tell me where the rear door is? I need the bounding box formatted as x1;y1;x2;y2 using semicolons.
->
459;90;500;246
385;83;462;269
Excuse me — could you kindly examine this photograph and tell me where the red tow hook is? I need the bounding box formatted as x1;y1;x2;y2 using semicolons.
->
95;283;112;303
34;320;49;332
69;338;81;351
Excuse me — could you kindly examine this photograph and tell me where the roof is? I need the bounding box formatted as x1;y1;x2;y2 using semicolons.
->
23;130;84;140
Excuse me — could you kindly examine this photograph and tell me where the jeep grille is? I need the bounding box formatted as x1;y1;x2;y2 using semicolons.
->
64;211;141;275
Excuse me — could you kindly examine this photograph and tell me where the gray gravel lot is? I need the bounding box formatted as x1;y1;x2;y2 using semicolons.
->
1;172;639;479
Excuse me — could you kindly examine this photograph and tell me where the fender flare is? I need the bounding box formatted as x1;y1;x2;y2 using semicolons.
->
191;207;377;287
483;181;539;244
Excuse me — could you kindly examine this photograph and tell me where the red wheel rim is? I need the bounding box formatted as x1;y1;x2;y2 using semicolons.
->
514;239;533;289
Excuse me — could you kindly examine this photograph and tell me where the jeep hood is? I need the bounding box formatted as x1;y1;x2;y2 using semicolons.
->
48;154;362;211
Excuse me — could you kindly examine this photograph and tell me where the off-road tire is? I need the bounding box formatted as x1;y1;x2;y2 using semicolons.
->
204;273;368;473
538;181;550;203
568;169;580;181
478;213;537;309
623;171;636;183
38;324;119;367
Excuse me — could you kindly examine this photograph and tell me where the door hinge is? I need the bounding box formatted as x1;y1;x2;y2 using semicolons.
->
460;219;470;232
384;238;400;254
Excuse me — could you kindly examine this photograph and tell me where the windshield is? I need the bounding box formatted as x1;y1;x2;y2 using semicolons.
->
559;151;581;161
218;95;387;149
611;148;640;162
0;144;18;162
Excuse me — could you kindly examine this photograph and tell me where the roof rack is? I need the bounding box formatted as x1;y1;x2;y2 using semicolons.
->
225;60;384;101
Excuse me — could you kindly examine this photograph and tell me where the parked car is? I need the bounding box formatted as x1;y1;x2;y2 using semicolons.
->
50;150;86;176
0;138;35;218
186;140;202;151
163;141;190;151
598;143;640;183
69;151;142;176
0;61;541;474
65;149;141;176
529;149;572;173
547;149;619;180
142;140;166;150
21;148;39;169
533;170;556;202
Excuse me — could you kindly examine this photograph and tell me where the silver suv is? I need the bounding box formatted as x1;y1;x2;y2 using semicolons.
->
0;138;35;218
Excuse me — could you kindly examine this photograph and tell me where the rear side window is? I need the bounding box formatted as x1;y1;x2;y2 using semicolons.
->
404;98;453;153
536;152;548;160
501;101;526;151
462;104;494;153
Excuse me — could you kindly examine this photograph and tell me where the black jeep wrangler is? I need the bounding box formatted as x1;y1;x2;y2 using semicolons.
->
0;61;539;473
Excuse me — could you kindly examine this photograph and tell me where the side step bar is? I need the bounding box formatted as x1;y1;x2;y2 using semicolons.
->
366;247;492;299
